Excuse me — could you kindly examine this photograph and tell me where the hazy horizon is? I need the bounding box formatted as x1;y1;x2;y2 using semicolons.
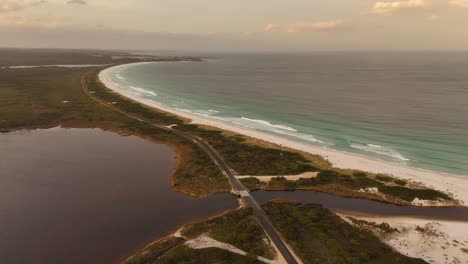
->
1;0;468;52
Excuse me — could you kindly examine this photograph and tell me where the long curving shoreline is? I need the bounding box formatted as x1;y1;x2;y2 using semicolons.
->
99;63;468;206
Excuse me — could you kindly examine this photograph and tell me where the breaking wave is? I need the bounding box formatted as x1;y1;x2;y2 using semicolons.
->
128;86;158;96
240;117;297;132
207;115;323;144
350;143;410;161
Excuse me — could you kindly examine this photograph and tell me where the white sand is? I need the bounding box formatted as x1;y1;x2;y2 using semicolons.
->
185;235;278;264
344;216;468;264
99;64;468;205
235;172;318;182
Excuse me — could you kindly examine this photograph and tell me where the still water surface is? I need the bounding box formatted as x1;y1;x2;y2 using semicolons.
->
252;190;468;222
0;128;238;264
2;128;467;264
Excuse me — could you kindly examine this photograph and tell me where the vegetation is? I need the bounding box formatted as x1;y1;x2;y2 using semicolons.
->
127;241;262;264
125;202;430;264
178;124;320;175
264;201;427;264
126;237;186;264
155;247;262;264
376;174;407;186
125;208;273;264
0;49;453;202
181;208;274;259
0;48;113;66
379;186;450;202
239;177;263;190
0;62;229;196
347;217;399;234
0;48;201;67
240;170;452;204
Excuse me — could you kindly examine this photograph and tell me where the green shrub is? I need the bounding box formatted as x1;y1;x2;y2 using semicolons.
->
375;174;393;182
379;186;451;202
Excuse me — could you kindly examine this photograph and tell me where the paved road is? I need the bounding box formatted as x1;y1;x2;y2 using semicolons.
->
81;70;299;264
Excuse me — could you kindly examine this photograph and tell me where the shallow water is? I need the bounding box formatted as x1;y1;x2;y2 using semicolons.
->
0;128;238;264
107;52;468;176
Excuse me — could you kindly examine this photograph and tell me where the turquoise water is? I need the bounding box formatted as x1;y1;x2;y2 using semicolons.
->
106;52;468;176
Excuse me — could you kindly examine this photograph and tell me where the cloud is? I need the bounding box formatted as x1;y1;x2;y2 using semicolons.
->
0;14;60;28
264;23;274;32
287;20;345;33
427;14;440;20
67;0;86;5
0;0;46;13
264;23;281;32
371;0;429;15
449;0;468;8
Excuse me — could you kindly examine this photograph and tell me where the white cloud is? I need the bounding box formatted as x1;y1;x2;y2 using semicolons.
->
67;0;86;5
0;14;60;28
264;23;274;32
427;14;440;20
287;20;345;33
449;0;468;8
264;23;283;33
0;0;46;13
371;0;429;15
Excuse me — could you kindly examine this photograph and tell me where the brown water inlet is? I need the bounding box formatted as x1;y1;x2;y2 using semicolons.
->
0;128;238;264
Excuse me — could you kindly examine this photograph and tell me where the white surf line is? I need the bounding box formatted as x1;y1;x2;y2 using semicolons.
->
185;235;278;264
99;63;468;206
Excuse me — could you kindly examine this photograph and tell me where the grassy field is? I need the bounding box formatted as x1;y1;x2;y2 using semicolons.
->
0;48;113;66
125;202;427;264
0;48;201;67
124;208;274;264
264;200;427;264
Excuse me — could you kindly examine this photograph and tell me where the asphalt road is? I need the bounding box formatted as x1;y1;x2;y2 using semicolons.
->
81;70;299;264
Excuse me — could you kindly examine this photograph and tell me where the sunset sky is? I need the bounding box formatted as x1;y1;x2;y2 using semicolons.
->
1;0;467;51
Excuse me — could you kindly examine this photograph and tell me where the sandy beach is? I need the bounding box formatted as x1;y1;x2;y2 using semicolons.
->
99;63;468;206
342;215;468;264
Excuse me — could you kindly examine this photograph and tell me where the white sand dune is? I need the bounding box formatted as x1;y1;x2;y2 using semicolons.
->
344;216;468;264
185;235;278;264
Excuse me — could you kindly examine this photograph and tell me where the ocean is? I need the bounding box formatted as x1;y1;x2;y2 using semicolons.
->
105;52;468;176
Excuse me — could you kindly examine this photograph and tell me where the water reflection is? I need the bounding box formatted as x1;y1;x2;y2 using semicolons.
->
252;190;468;222
0;128;238;264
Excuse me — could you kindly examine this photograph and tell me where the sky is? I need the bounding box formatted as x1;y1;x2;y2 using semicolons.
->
0;0;467;51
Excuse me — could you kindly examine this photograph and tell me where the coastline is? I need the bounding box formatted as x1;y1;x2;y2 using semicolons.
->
341;215;468;264
99;63;468;206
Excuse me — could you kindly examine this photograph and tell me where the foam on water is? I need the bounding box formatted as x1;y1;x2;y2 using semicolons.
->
103;53;468;176
209;115;324;144
350;143;410;162
240;117;298;132
129;86;158;96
